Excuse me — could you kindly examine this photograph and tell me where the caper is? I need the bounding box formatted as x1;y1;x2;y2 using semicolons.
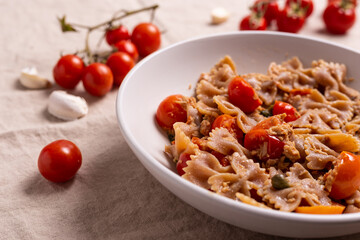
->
271;174;290;190
260;109;272;117
167;132;175;142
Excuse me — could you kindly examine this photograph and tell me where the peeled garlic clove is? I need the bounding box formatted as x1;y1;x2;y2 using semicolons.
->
48;91;88;121
211;7;229;25
20;67;51;89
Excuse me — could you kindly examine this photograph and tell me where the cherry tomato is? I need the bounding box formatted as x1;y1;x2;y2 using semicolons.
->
323;1;356;34
177;152;191;176
211;114;244;143
286;0;314;17
228;76;262;113
211;150;230;167
328;0;357;7
53;55;84;89
131;23;161;57
106;52;135;86
253;0;280;25
328;151;360;199
244;116;285;160
82;63;113;97
156;94;187;130
272;101;300;122
114;40;139;62
38;140;82;183
253;115;283;130
105;25;130;46
277;7;306;33
239;14;267;30
191;137;209;151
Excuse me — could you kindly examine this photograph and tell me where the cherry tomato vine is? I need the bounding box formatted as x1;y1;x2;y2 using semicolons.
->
40;5;163;183
239;0;357;34
54;4;162;97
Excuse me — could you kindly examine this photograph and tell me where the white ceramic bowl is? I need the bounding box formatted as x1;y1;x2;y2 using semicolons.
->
116;32;360;238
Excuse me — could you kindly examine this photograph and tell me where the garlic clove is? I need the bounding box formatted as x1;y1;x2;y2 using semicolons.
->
211;7;230;25
20;67;51;89
48;91;88;121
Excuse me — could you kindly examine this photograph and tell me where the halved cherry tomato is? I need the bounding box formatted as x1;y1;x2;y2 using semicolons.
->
244;116;285;160
211;114;244;143
277;6;306;33
211;150;231;167
286;0;314;17
177;152;191;176
105;25;130;46
114;40;139;62
253;0;280;25
239;14;267;30
328;151;360;199
272;101;300;122
228;76;262;113
323;1;356;34
156;94;187;130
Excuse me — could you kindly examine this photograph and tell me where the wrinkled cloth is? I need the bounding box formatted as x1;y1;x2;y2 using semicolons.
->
0;0;360;239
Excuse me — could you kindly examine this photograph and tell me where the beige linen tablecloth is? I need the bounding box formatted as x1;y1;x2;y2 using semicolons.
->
1;0;360;239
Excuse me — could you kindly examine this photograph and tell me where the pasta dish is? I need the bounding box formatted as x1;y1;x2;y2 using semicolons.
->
155;56;360;214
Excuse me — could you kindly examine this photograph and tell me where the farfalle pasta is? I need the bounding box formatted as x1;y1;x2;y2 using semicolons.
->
156;55;360;214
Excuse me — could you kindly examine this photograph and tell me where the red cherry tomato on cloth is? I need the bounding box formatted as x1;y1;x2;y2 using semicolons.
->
239;14;267;30
277;7;306;33
286;0;314;17
328;151;360;199
53;55;84;89
244;116;285;160
177;152;191;176
106;52;135;86
228;76;262;113
272;101;300;122
131;22;161;57
105;25;130;46
38;140;82;183
211;114;244;143
253;0;280;25
156;94;187;130
323;1;356;34
114;40;139;62
82;63;113;97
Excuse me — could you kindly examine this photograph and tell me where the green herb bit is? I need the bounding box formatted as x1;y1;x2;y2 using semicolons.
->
260;104;274;117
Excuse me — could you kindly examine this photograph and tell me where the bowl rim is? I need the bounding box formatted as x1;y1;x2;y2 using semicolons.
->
116;31;360;224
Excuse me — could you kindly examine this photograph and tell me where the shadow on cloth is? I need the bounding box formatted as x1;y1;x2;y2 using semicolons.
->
23;172;76;196
67;136;287;239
